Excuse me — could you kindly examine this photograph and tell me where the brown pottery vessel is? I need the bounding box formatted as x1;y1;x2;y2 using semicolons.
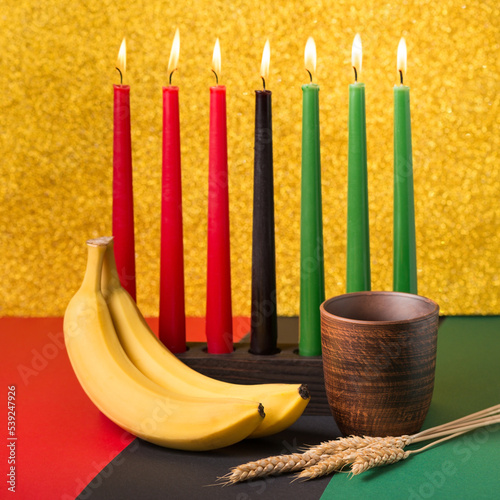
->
320;291;439;436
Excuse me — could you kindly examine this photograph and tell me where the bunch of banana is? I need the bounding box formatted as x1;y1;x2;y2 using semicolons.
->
64;237;310;451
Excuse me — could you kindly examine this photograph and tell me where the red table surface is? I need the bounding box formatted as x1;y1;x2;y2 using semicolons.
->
0;316;250;499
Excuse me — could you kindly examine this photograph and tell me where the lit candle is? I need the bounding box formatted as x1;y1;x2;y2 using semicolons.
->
299;37;325;357
250;40;278;355
113;38;136;301
394;37;417;294
159;28;186;353
346;33;371;293
206;39;233;354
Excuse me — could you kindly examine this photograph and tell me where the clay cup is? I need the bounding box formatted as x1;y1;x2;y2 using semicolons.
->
320;291;439;436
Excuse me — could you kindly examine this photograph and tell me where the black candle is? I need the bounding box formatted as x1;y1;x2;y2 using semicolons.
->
250;41;278;355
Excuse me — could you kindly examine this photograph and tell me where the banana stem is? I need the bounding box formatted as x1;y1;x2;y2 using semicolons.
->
82;237;113;293
101;239;123;295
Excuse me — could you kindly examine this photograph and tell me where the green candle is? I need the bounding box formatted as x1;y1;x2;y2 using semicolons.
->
393;38;417;294
299;37;324;357
346;34;371;293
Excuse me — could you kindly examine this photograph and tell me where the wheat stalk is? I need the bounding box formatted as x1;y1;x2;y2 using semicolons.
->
414;404;500;440
219;434;402;484
220;404;500;484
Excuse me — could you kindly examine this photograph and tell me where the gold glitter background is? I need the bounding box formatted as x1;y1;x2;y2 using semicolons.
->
0;0;498;317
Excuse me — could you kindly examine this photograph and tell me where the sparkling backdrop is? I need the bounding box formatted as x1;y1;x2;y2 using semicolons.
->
0;0;498;316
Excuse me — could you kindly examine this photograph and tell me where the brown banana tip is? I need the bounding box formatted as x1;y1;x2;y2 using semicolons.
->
299;384;310;400
258;403;266;418
86;236;114;247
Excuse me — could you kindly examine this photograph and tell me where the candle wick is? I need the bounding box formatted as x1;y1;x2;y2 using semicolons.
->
169;68;177;86
212;69;219;85
115;67;123;85
353;66;358;83
399;69;404;85
306;69;312;83
261;76;266;90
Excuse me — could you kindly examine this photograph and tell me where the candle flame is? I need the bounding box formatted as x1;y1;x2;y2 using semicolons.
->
116;38;126;81
352;33;362;80
304;37;316;81
397;37;407;82
212;38;221;80
260;39;270;84
168;28;180;75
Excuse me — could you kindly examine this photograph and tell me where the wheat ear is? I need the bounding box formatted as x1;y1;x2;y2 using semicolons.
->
298;437;411;480
350;444;410;475
295;450;357;480
303;434;409;455
217;451;323;485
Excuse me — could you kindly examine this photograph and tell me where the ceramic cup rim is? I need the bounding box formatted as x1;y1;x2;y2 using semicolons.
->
320;291;439;326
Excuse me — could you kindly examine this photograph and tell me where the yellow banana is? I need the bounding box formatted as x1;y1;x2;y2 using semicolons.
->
64;237;265;451
101;239;310;438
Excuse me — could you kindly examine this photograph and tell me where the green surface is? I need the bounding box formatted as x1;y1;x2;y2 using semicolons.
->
321;316;500;500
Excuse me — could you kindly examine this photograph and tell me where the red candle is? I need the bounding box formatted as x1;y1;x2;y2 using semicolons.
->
113;38;136;301
159;29;186;353
206;39;233;354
